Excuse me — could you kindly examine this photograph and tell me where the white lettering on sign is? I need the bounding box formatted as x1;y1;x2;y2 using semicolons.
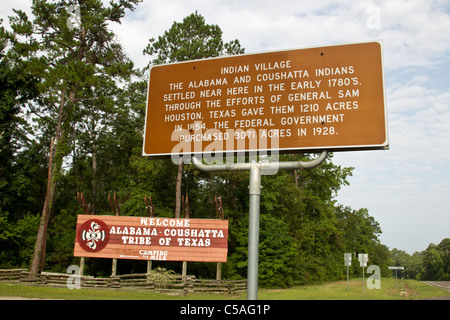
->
143;41;388;158
140;217;191;227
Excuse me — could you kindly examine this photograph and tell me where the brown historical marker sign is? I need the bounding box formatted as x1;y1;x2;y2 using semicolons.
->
143;41;388;158
74;215;228;262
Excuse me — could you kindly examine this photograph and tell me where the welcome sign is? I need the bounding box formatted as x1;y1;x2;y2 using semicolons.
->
74;215;228;262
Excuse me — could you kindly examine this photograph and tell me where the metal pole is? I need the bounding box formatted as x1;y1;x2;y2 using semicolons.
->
192;151;328;300
347;265;349;291
363;266;365;293
395;269;398;289
247;165;261;300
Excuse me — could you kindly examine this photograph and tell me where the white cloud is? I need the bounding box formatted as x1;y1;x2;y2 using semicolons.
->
378;0;450;69
104;0;450;74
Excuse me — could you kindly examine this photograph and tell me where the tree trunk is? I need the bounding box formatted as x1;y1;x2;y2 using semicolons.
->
30;87;68;274
91;142;97;214
30;138;55;275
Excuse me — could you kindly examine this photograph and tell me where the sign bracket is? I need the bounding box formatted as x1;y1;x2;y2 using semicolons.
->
192;150;328;300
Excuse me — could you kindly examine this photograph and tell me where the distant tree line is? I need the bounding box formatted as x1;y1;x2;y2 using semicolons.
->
391;239;450;281
1;1;447;286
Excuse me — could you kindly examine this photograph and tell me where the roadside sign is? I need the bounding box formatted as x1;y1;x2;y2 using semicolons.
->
358;253;369;293
389;266;404;288
358;253;368;267
344;253;352;291
143;41;388;158
344;253;352;266
74;215;228;263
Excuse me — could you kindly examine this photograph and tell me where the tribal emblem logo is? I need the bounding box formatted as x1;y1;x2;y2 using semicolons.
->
77;219;109;252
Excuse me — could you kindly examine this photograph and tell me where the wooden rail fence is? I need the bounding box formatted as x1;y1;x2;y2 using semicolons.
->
0;269;246;295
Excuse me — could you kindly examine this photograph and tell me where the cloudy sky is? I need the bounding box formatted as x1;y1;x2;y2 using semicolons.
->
2;0;449;254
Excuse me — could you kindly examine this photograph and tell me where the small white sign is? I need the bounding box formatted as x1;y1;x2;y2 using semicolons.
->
344;253;352;266
358;253;368;267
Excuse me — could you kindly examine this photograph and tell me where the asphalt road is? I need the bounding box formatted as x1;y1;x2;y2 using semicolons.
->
423;281;450;291
421;281;450;300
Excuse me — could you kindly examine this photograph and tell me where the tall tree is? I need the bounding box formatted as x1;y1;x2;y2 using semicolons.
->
0;21;43;269
8;0;140;274
0;22;39;218
143;11;244;218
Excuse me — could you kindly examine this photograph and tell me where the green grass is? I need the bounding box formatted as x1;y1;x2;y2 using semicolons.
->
258;278;449;300
0;278;448;300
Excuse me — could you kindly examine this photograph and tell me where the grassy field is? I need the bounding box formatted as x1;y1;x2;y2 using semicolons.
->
258;278;449;300
0;278;448;300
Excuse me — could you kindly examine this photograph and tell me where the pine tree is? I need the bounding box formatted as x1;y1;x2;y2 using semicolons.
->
143;11;244;217
8;0;140;274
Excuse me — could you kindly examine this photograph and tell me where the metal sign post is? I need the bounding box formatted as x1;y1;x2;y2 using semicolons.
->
344;253;352;291
358;253;368;293
388;266;404;289
193;151;328;300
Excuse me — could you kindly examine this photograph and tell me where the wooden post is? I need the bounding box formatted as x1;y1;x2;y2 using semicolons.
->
79;256;85;277
109;193;120;276
182;194;189;277
216;262;222;281
145;194;154;274
76;192;91;276
182;261;187;278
